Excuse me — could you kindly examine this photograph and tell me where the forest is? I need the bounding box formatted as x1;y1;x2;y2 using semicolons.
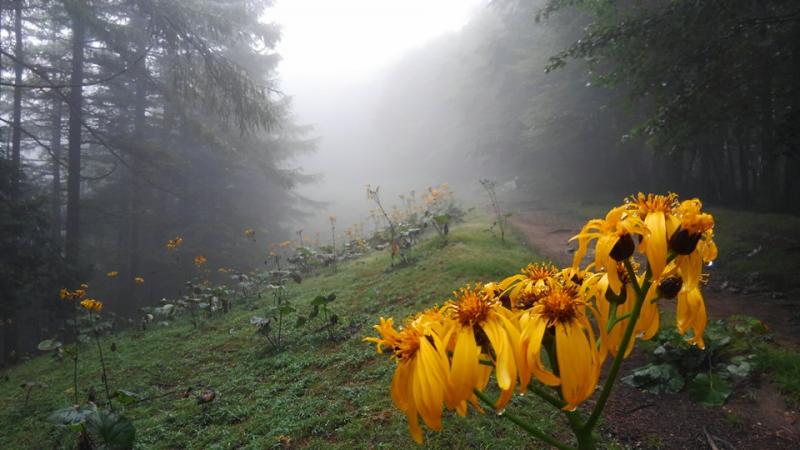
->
1;1;799;449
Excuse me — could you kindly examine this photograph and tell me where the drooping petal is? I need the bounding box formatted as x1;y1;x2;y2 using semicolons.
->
645;211;668;278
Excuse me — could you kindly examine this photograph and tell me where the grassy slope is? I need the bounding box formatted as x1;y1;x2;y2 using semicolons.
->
1;215;579;449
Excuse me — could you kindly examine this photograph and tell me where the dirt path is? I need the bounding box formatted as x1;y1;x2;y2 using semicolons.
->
508;207;800;449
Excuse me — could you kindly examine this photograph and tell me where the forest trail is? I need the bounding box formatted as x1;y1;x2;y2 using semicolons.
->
508;206;800;345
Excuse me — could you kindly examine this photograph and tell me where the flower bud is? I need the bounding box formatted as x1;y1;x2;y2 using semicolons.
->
669;228;701;255
657;275;683;299
609;234;635;261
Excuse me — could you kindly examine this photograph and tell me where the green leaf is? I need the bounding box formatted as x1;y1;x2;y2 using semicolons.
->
86;410;136;449
308;304;319;320
687;373;732;406
622;363;684;394
278;305;295;315
433;214;450;226
294;316;307;328
326;293;336;303
47;404;96;426
311;295;327;306
113;390;140;405
37;339;62;351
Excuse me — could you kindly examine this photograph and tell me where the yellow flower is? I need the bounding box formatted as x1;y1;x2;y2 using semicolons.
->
499;262;559;310
244;228;256;238
676;286;707;349
134;276;144;285
59;288;72;300
279;240;292;248
629;193;680;279
571;205;648;294
166;236;183;250
364;312;451;444
442;284;520;412
106;271;118;278
194;255;207;266
518;286;605;410
672;198;717;290
80;298;103;312
588;267;659;359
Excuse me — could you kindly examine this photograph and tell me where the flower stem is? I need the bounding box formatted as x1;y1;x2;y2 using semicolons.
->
473;388;575;450
90;311;114;411
583;259;646;434
72;302;80;404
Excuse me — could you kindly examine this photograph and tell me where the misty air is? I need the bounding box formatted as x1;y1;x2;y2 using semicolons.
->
1;1;799;449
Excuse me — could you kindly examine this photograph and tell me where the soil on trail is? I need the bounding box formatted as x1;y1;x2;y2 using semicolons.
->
508;206;800;450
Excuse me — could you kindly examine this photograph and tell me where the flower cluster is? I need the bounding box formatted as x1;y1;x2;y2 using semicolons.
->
60;284;89;301
194;255;207;267
80;298;103;312
165;235;183;250
366;193;717;444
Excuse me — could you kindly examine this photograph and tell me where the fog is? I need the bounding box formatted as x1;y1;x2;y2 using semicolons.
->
272;0;487;234
2;0;799;364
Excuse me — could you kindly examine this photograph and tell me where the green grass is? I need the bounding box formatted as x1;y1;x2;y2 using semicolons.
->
0;214;584;449
755;346;800;403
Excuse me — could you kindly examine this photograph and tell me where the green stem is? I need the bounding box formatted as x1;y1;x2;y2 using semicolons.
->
72;301;79;404
90;311;113;411
473;389;575;450
528;383;566;410
583;259;646;433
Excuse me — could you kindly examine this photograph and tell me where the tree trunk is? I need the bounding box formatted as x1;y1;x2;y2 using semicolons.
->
65;10;85;263
11;0;24;191
51;96;63;245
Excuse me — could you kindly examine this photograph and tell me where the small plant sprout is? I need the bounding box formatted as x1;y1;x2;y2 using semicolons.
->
479;178;510;242
367;185;401;266
329;215;337;272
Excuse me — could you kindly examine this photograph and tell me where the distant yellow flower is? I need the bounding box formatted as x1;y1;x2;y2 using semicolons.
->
443;284;520;412
244;228;256;238
80;298;103;312
518;286;605;410
279;240;292;248
106;271;118;278
364;312;451;444
134;276;144;285
194;255;207;266
166;236;183;250
59;288;71;300
218;267;231;273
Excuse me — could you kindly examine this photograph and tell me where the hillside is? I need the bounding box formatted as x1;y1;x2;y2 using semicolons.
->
1;216;574;449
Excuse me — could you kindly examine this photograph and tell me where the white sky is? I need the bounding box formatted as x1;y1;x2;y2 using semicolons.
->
269;0;486;89
266;0;487;232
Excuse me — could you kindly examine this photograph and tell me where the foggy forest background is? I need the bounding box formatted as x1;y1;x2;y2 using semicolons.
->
1;0;798;364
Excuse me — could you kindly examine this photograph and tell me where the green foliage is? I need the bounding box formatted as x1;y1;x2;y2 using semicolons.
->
687;373;732;407
297;293;340;341
625;315;775;405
